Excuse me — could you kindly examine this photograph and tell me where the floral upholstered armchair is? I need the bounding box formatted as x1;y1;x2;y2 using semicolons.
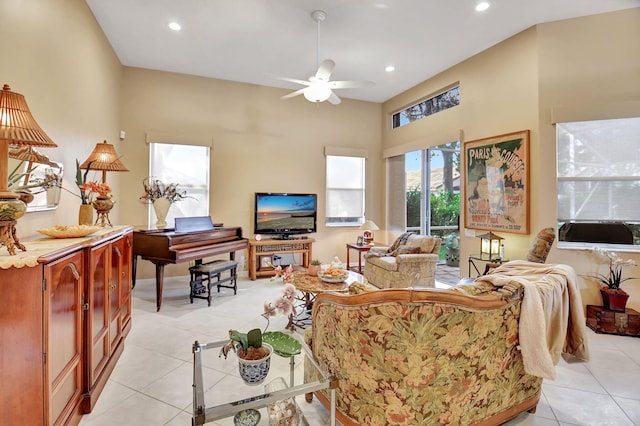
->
304;284;543;426
363;233;441;288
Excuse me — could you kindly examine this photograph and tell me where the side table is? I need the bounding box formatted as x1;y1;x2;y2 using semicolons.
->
468;254;507;277
346;242;383;274
586;305;640;337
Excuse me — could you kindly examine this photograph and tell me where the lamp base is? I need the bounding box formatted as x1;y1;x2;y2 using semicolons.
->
0;220;26;256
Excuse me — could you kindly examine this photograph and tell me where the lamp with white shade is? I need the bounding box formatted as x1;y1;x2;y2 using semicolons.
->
359;220;379;244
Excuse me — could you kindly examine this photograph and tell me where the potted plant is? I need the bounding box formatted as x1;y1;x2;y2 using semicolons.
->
220;284;297;385
590;247;638;311
308;259;321;276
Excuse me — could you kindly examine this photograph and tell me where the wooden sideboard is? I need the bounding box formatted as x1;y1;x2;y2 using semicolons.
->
0;226;133;426
248;238;314;280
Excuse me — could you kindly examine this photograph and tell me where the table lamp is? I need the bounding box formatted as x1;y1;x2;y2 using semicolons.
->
0;84;57;255
477;231;504;260
80;140;128;226
80;140;128;184
360;219;379;244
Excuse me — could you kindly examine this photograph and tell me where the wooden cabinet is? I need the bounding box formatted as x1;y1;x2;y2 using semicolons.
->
84;231;133;411
0;226;132;426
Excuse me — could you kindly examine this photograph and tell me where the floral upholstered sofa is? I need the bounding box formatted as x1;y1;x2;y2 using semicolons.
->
363;233;441;289
305;282;544;426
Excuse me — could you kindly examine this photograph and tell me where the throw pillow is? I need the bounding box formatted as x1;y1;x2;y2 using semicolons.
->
387;232;413;253
526;227;556;263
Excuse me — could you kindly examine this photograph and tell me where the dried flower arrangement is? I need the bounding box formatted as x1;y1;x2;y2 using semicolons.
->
139;176;191;204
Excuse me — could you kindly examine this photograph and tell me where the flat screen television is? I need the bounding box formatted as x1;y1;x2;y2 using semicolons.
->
254;192;317;239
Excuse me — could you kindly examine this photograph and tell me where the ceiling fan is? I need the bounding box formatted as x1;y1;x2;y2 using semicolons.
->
275;10;374;105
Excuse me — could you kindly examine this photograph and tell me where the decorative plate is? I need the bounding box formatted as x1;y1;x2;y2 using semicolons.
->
233;408;261;426
37;225;100;238
320;273;348;283
262;331;302;357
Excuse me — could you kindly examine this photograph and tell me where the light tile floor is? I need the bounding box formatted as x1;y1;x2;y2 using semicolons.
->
79;273;640;426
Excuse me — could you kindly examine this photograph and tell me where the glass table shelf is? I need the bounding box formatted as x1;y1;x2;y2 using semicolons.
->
192;331;336;425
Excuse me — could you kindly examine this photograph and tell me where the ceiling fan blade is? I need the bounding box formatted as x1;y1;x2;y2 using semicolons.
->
328;91;341;105
329;80;375;89
315;59;335;81
280;88;306;99
269;75;311;86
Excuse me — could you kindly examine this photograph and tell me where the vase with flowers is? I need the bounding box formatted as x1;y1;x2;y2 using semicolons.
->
590;247;638;311
75;159;94;225
139;177;191;228
219;284;298;385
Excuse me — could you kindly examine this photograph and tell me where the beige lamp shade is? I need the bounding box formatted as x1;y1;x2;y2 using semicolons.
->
359;220;380;231
80;140;129;183
360;220;380;244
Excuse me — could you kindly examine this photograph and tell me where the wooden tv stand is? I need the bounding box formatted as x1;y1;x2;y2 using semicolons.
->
248;237;315;280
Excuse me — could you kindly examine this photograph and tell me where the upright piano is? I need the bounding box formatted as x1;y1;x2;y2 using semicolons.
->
133;217;248;311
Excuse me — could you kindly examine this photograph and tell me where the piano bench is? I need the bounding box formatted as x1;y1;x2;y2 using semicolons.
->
189;260;238;306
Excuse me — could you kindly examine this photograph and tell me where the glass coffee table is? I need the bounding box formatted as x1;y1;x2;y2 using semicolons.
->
192;331;336;425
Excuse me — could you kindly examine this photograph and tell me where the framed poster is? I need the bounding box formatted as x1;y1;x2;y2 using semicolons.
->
464;130;530;234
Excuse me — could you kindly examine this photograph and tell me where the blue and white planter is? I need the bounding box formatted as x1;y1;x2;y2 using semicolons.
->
237;343;272;386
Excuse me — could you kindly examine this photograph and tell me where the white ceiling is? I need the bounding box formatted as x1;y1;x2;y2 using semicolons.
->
85;0;638;103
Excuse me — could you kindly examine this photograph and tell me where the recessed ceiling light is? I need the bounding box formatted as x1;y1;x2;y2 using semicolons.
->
385;65;395;72
475;1;490;12
168;22;181;31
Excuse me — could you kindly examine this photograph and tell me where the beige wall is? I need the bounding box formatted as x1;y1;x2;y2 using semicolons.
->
381;8;640;310
0;0;123;234
119;68;382;279
536;9;640;310
1;0;382;280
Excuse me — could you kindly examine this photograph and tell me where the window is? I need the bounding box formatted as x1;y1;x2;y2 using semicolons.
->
392;86;460;129
149;142;210;227
405;143;460;238
326;155;365;226
556;117;640;247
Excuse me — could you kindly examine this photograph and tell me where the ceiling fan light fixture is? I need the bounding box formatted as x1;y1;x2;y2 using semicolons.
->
475;1;490;12
303;84;332;103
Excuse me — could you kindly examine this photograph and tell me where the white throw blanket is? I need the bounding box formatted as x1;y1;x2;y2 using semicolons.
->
473;260;590;380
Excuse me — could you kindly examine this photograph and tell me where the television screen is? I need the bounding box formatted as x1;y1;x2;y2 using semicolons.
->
254;192;317;237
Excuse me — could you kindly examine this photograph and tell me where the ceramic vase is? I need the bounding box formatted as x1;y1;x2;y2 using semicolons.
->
93;197;115;227
237;343;272;386
0;198;27;221
78;204;94;225
600;288;629;312
152;198;171;229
